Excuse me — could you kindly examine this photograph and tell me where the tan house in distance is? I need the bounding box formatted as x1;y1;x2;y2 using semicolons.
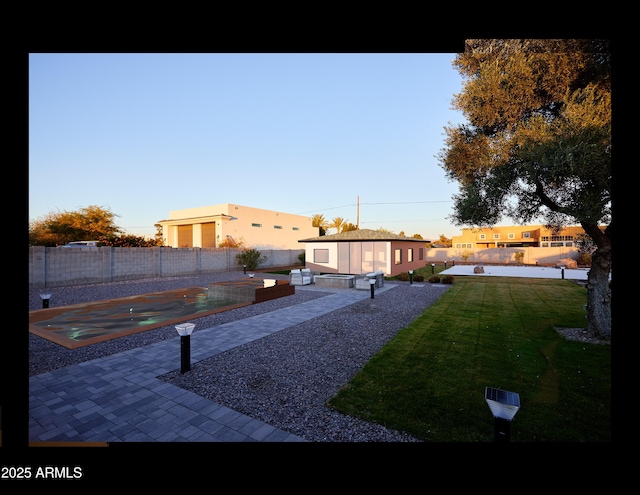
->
158;203;318;249
451;224;586;249
299;229;430;277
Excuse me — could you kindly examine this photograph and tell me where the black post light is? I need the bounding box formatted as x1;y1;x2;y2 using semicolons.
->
561;267;565;279
243;265;247;275
370;278;375;299
431;263;435;275
176;322;195;374
39;293;52;309
485;386;520;442
444;261;447;269
409;270;414;285
452;259;455;267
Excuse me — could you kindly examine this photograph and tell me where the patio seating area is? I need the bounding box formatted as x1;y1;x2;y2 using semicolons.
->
289;268;315;286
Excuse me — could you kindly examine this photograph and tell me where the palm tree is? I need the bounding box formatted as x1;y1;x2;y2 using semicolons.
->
311;214;329;236
329;216;347;234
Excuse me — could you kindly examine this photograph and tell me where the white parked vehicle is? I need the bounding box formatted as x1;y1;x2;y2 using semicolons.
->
58;241;101;248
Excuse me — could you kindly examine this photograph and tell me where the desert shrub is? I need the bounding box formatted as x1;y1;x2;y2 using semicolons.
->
428;275;440;283
413;274;424;282
236;248;268;271
298;252;305;265
397;272;409;281
440;275;454;284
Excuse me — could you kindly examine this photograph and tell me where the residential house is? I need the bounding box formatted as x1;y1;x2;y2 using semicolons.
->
298;229;430;277
451;225;587;249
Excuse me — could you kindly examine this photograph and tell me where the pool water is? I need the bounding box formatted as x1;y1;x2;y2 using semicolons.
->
29;286;251;349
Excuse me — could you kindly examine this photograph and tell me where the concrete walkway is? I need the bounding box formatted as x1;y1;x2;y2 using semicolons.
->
29;284;395;443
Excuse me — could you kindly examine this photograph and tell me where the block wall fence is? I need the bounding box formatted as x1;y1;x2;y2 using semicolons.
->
28;245;581;288
29;246;305;288
423;246;580;266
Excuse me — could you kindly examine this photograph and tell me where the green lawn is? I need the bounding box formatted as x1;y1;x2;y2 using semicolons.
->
327;275;611;442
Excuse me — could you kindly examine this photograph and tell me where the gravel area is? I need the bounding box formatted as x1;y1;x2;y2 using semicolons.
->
29;272;451;442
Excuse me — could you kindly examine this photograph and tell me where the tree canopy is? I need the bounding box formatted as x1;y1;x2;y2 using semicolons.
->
29;205;159;247
438;39;611;340
311;214;328;236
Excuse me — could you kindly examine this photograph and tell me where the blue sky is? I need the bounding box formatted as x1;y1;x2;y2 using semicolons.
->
29;52;471;241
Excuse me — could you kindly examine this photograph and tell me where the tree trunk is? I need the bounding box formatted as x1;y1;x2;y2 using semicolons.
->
586;243;612;341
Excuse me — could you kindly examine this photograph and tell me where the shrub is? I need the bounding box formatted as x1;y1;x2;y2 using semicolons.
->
297;252;305;265
397;272;409;281
428;275;440;283
236;248;268;271
440;275;454;284
413;274;424;282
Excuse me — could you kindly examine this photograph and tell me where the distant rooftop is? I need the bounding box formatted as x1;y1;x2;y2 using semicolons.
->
299;229;429;243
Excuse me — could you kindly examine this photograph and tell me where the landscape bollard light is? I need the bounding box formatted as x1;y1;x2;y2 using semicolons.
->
175;323;195;374
562;267;565;279
452;259;455;267
444;261;447;269
243;265;247;275
485;386;520;442
370;278;375;299
409;270;414;285
40;293;52;309
431;263;435;275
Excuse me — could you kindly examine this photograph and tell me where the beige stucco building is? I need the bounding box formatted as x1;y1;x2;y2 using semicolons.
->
451;224;586;249
157;203;318;249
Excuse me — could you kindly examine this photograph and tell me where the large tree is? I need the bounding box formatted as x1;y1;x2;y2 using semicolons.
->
439;39;611;340
29;205;122;246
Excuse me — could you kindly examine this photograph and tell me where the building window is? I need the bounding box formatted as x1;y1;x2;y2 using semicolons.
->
408;248;413;262
523;232;530;238
314;249;329;263
508;233;515;239
418;247;424;260
274;225;282;229
394;248;402;265
479;234;486;240
493;233;500;240
292;227;299;231
251;223;262;228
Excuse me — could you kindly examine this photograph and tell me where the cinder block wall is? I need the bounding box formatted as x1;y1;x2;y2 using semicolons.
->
424;246;580;265
29;246;304;288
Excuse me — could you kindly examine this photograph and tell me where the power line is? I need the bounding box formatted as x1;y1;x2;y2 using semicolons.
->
297;200;452;215
361;201;453;205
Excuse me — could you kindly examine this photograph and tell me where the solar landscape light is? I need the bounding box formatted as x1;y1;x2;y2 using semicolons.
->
175;322;196;374
243;265;247;274
485;386;520;442
409;270;414;285
39;293;52;309
431;263;435;274
370;277;376;299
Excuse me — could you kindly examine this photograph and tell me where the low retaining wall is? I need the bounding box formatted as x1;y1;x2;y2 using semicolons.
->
207;280;294;304
29;246;304;288
315;274;355;289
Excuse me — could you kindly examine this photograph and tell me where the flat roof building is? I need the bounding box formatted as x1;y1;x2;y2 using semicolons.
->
158;203;318;249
